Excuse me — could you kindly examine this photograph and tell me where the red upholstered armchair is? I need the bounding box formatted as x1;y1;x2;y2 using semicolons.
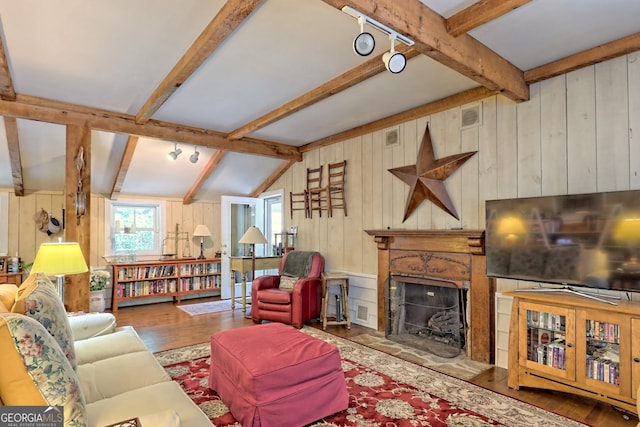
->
251;251;325;329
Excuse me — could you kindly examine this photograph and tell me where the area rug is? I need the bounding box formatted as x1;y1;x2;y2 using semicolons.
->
155;327;587;427
176;299;250;316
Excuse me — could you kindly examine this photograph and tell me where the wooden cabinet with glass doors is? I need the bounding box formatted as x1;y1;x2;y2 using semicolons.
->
506;291;639;415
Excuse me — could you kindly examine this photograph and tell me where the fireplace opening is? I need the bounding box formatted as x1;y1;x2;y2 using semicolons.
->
385;275;468;358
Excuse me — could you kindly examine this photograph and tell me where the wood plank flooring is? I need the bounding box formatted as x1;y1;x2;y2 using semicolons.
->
113;297;638;427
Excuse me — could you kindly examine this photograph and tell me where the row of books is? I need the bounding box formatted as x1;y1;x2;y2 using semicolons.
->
116;279;178;298
530;342;566;370
179;262;221;275
586;355;619;385
586;320;619;343
527;310;565;332
180;275;221;291
117;265;176;280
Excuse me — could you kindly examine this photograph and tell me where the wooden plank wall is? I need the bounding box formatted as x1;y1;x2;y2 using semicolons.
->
272;53;640;296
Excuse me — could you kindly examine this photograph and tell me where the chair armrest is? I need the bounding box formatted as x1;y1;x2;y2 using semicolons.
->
252;275;281;291
68;312;117;341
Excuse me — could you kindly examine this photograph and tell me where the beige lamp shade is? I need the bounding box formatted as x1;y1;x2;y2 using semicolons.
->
31;242;89;276
613;217;640;243
193;224;211;237
239;226;268;245
496;215;526;235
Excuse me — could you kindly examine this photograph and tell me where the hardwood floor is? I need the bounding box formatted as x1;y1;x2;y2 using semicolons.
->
114;297;638;427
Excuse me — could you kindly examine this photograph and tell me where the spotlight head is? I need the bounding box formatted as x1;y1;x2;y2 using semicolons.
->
382;50;406;74
168;144;182;160
189;150;200;164
353;32;375;56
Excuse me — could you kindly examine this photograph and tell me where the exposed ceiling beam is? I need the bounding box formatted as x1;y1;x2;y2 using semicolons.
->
0;94;301;161
135;0;262;124
301;86;495;152
228;44;419;140
0;38;15;101
4;117;24;196
321;0;528;102
446;0;532;37
109;135;139;200
525;32;640;84
183;150;227;204
250;159;296;198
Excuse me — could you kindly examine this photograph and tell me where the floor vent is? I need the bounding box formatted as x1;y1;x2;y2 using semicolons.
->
461;102;482;129
356;305;368;321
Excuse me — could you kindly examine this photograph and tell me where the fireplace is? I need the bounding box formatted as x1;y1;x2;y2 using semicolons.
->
386;275;467;358
365;229;495;364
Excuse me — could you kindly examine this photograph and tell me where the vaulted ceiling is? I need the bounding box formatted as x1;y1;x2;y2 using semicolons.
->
0;0;638;202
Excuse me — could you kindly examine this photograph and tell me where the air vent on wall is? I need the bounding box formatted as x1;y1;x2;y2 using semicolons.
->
460;102;482;129
356;305;368;321
384;127;400;148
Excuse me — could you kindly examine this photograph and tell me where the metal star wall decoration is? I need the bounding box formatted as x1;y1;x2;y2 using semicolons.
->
389;124;477;222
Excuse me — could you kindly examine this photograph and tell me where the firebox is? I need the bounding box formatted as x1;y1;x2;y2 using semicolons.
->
386;275;468;358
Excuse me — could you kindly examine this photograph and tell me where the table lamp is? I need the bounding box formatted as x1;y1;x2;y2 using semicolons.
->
193;224;211;260
613;216;640;273
31;241;89;302
239;226;268;285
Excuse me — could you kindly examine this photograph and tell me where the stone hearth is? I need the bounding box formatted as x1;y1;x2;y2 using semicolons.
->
365;229;495;364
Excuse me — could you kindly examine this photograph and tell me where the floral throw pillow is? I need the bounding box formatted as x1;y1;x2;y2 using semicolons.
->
279;275;299;290
0;312;87;426
12;273;77;370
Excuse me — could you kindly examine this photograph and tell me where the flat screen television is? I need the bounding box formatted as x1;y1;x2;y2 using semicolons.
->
485;190;640;294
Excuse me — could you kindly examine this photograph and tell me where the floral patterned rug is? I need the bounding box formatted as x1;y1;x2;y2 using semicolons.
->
155;327;587;427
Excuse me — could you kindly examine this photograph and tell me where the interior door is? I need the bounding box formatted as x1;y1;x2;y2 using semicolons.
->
220;196;264;299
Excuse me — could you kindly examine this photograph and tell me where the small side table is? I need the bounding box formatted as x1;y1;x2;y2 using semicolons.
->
321;272;351;330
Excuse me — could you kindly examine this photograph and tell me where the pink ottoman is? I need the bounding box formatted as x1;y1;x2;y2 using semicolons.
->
208;323;348;427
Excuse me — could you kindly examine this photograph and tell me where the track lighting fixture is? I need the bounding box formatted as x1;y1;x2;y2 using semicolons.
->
189;147;200;164
353;16;375;56
342;6;414;74
168;143;182;160
382;34;406;74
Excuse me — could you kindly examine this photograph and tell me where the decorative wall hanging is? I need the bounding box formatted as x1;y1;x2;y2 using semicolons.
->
75;146;86;224
34;208;61;236
388;124;477;222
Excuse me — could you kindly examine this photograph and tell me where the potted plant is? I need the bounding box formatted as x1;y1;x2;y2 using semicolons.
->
89;269;110;312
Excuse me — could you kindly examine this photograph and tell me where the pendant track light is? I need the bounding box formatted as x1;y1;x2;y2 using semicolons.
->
168;143;182;160
189;146;200;164
342;6;414;74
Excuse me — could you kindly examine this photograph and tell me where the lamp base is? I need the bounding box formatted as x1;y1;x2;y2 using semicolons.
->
197;241;205;260
56;275;64;302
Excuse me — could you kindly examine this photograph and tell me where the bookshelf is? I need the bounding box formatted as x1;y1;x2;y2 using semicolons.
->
111;258;221;313
506;291;639;415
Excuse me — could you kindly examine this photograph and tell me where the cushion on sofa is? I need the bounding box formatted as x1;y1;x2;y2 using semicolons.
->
74;326;148;365
68;312;117;341
0;283;18;311
12;273;77;369
0;312;87;425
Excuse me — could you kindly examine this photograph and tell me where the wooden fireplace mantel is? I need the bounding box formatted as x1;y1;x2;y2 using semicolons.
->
365;229;495;364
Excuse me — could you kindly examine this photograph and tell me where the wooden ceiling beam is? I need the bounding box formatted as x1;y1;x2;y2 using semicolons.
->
4;117;24;196
301;86;496;152
525;32;640;84
228;44;419;140
321;0;528;102
446;0;532;37
0;38;15;101
0;94;301;161
183;150;227;204
135;0;262;124
109;135;139;200
250;159;296;198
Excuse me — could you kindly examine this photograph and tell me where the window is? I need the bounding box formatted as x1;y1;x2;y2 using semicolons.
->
105;199;164;257
264;193;282;254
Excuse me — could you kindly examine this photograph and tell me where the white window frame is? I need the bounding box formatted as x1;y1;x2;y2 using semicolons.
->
104;198;165;258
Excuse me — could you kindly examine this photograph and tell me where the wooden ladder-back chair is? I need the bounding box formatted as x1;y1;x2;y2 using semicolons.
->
289;190;308;219
307;166;328;218
327;160;347;217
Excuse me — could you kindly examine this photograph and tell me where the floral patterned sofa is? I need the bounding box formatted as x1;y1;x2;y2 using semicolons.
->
0;274;210;427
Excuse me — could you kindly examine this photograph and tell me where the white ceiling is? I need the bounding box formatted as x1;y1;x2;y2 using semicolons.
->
0;0;638;201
